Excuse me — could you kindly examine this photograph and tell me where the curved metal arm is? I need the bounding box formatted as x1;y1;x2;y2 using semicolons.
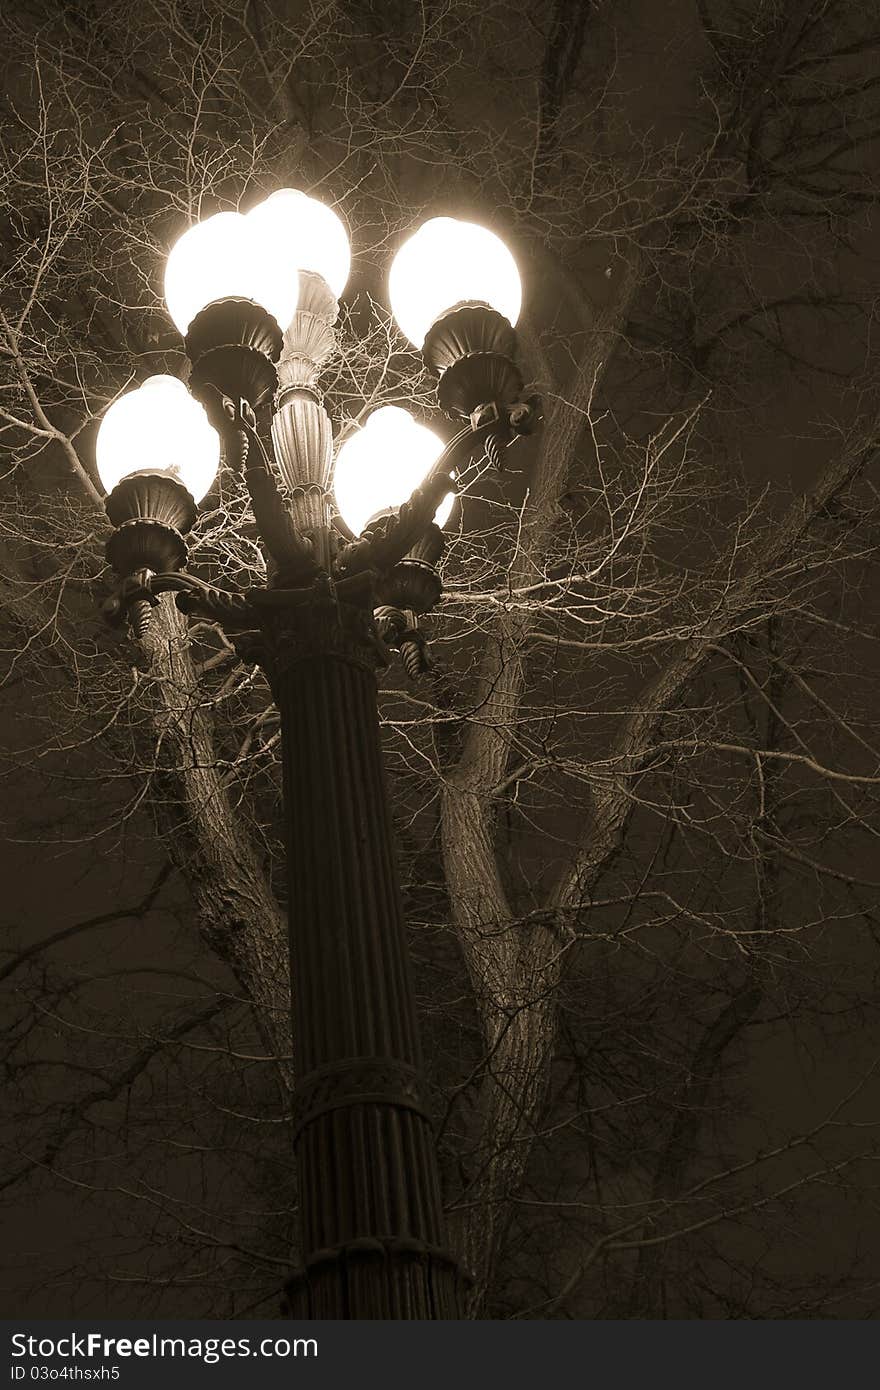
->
331;509;357;543
145;571;257;628
222;400;320;584
333;394;541;579
339;471;458;577
333;423;479;578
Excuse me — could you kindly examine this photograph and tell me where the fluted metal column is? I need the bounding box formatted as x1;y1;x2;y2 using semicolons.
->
254;585;463;1318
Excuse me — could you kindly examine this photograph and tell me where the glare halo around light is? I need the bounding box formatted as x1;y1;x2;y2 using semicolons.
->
332;406;453;537
96;376;220;503
248;189;351;299
388;216;522;348
163;207;300;336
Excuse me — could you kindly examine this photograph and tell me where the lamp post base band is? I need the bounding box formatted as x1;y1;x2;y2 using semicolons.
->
284;1238;469;1320
291;1055;430;1144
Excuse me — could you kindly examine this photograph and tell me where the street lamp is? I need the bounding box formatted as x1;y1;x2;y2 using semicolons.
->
99;190;539;1320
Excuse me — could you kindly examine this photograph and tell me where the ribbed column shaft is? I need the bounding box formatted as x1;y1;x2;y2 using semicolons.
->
264;595;463;1318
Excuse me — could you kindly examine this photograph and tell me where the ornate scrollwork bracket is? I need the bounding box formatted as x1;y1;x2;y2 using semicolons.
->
469;392;542;470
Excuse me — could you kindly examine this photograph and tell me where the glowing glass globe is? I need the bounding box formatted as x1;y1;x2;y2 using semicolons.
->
247;189;351;298
164;208;300;336
96;376;220;503
332;406;454;537
388;216;522;348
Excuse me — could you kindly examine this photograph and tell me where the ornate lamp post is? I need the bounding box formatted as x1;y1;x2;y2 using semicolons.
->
98;192;539;1320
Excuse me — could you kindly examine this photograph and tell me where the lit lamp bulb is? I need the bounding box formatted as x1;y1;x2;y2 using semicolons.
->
164;202;302;426
97;375;219;503
388;216;521;350
388;216;524;423
98;376;219;600
248;189;351;300
253;189;351;409
164;209;299;337
332;406;453;538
